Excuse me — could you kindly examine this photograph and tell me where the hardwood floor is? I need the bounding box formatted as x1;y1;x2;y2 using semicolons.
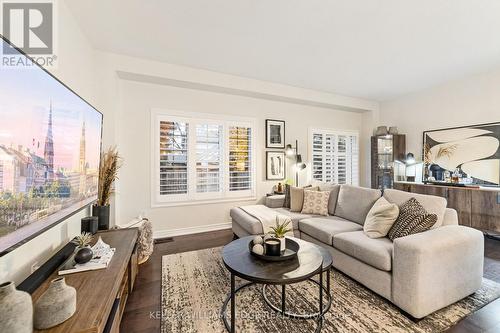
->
120;229;234;333
121;231;500;333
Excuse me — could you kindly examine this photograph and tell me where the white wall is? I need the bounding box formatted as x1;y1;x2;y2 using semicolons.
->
0;4;379;283
380;68;500;159
117;79;365;235
0;2;100;285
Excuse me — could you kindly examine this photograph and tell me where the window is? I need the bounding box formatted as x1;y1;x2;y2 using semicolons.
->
152;110;255;206
159;121;189;195
309;129;359;185
228;126;252;192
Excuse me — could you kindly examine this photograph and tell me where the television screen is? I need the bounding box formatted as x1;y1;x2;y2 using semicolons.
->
0;37;103;255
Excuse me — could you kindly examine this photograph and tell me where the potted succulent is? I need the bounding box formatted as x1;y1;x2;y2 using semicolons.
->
269;217;292;252
93;147;122;230
71;232;94;264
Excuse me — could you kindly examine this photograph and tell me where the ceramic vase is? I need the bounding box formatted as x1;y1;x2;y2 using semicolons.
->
34;277;76;329
0;281;33;333
92;204;110;230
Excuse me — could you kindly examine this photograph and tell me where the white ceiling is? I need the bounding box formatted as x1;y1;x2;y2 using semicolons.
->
67;0;500;101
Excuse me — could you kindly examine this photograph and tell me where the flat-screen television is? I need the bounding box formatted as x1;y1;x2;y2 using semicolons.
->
0;36;103;255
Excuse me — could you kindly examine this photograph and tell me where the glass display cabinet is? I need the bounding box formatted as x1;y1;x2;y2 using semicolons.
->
371;134;406;189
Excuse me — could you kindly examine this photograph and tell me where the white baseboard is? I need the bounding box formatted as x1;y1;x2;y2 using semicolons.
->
153;222;232;239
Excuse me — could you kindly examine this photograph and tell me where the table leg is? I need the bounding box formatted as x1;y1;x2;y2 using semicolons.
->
327;269;331;296
319;270;323;316
231;273;235;333
281;284;286;313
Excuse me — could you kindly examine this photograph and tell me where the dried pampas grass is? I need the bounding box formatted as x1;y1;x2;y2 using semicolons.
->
97;147;122;206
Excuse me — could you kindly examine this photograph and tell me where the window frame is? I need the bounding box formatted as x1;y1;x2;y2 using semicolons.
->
151;109;256;207
308;127;360;186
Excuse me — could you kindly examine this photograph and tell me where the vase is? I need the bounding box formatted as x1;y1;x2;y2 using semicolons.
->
0;281;33;333
34;277;76;329
92;204;110;230
74;246;93;264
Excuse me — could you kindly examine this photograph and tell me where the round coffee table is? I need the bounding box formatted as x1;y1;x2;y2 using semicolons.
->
262;242;333;318
221;236;327;333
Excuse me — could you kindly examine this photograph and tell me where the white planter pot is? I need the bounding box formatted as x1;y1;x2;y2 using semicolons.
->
279;237;286;252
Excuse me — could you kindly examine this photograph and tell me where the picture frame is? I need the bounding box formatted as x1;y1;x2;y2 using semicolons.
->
266;151;286;180
423;122;500;185
266;119;285;148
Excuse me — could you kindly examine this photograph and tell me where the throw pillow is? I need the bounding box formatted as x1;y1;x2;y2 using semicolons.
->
283;184;291;208
363;197;399;238
301;190;331;216
283;184;312;208
388;198;438;241
290;186;319;212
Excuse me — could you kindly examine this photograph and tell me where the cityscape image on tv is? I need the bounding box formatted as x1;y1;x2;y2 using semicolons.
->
0;44;102;253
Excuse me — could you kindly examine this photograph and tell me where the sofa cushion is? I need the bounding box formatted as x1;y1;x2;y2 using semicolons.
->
383;189;446;228
272;208;315;229
311;182;341;215
335;185;381;225
333;231;394;271
230;207;314;235
298;216;363;245
230;207;264;234
363;197;399;238
301;190;330;216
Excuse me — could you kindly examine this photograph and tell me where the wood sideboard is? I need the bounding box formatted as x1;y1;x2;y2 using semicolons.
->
31;228;139;333
394;182;500;233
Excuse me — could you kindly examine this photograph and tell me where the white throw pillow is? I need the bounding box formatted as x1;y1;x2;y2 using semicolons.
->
301;190;330;216
363;197;399;238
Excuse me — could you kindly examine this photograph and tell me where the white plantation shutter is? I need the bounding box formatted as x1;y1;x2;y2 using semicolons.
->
159;121;189;195
153;111;255;205
310;129;359;186
349;134;359;185
312;133;336;183
195;124;223;193
228;126;252;192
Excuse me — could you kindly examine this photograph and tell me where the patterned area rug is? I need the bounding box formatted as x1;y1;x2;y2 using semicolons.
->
161;247;500;333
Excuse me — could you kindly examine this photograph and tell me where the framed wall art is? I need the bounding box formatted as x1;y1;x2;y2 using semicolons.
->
266;119;285;148
423;122;500;185
266;151;286;180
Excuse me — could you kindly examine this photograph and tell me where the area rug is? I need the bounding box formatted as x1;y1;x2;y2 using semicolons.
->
161;247;500;333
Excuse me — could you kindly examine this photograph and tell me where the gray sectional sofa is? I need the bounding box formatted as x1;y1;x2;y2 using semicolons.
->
230;184;484;318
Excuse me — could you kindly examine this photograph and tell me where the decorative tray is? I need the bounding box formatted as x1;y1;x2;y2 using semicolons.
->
248;237;300;262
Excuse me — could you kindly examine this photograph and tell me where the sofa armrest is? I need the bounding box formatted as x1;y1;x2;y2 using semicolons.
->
393;226;484;318
265;195;285;208
442;208;459;226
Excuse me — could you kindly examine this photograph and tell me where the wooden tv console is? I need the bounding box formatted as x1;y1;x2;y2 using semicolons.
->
31;228;138;333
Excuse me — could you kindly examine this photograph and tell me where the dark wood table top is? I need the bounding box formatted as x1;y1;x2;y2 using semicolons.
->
222;236;323;284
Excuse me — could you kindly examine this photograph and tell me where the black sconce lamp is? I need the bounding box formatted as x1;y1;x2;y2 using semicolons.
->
286;140;306;186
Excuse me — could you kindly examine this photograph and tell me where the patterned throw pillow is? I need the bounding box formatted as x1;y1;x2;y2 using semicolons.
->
301;190;331;216
388;198;438;241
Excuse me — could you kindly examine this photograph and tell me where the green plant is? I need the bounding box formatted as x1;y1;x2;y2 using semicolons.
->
97;146;122;206
269;217;292;238
72;232;94;248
